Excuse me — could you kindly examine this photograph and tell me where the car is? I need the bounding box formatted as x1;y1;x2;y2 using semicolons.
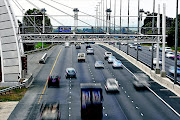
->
108;56;116;63
133;73;150;89
65;68;77;78
165;47;172;53
87;48;94;55
95;61;104;68
76;45;81;49
129;44;136;48
149;46;156;51
104;51;112;60
153;58;162;65
77;53;85;62
134;45;142;50
160;47;172;53
65;42;70;48
166;52;175;58
86;45;91;49
112;60;123;68
172;55;180;60
48;75;60;88
105;78;119;92
177;60;180;67
169;66;180;76
40;102;60;120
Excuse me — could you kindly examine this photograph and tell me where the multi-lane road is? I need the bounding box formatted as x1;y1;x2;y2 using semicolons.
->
9;44;180;120
114;44;180;82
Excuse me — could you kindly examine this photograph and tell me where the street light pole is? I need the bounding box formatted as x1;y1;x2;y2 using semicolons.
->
174;0;179;84
120;0;122;33
114;0;116;33
161;3;166;77
128;0;130;33
137;0;140;33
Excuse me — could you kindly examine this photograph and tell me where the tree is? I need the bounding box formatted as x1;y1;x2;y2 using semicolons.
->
166;15;180;47
22;8;52;33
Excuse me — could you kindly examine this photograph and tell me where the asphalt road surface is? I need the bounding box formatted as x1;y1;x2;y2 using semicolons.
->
114;44;180;82
8;44;180;120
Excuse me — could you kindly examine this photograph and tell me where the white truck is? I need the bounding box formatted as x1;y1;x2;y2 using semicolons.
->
77;53;86;62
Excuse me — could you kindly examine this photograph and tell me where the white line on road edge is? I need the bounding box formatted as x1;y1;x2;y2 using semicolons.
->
122;64;180;117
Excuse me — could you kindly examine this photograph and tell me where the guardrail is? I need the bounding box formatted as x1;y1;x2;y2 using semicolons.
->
0;83;25;95
24;44;57;54
0;74;33;95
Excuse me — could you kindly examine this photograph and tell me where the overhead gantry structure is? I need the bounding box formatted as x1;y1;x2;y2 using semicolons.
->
0;0;167;84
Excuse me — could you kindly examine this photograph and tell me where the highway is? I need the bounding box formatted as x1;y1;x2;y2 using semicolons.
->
114;44;180;82
9;44;180;120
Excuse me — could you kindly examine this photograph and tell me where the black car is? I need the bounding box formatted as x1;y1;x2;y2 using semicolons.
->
48;76;60;88
86;45;91;49
76;45;81;49
65;68;77;78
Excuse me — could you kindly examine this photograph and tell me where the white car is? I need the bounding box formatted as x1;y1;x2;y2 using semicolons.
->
153;58;162;65
149;46;156;51
95;61;104;68
104;51;112;60
166;52;175;58
65;42;70;48
108;56;116;63
112;60;123;68
87;48;94;55
105;78;119;92
133;73;150;89
77;53;85;62
129;44;136;48
165;47;172;53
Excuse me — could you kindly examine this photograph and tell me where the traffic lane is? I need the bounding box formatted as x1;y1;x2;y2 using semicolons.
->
92;45;145;120
84;45;130;120
8;45;62;120
116;45;180;82
96;45;180;120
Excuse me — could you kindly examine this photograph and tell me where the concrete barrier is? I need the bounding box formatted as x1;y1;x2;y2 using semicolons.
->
22;74;34;88
98;43;180;97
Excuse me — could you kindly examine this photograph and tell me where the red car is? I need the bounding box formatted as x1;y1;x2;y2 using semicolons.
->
48;76;60;88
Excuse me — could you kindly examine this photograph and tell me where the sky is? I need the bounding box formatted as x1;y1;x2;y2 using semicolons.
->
10;0;180;27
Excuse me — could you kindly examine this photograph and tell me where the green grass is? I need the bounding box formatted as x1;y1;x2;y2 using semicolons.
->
35;43;50;49
171;47;180;52
0;87;27;101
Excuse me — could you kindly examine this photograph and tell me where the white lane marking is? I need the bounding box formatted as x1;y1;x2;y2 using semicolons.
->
92;78;95;79
105;114;108;116
124;91;126;93
169;96;180;98
69;92;71;94
69;114;71;117
147;87;180;117
103;107;105;109
128;96;130;98
122;63;180;117
160;89;169;91
69;102;71;104
69;96;71;98
141;113;144;116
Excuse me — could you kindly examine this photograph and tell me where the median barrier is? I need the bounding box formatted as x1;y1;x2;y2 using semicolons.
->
98;43;180;96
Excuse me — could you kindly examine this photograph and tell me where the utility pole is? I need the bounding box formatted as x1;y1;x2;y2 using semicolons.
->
103;0;104;32
137;0;140;33
120;0;122;33
114;0;116;33
160;3;166;77
128;0;130;33
41;8;46;48
174;0;179;84
155;4;160;74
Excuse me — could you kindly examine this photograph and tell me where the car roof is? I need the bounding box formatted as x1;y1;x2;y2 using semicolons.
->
66;68;75;70
107;78;116;82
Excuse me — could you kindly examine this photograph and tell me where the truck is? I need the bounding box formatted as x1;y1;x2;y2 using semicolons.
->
77;53;86;62
80;83;103;120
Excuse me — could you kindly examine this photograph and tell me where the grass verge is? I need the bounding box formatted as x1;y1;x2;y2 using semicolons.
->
0;87;27;101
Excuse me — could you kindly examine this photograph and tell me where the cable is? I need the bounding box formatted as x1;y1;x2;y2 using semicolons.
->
51;0;120;28
26;0;64;26
12;0;41;33
39;0;92;27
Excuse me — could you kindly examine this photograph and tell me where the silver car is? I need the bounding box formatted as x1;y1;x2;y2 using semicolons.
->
87;48;94;55
108;56;116;63
95;61;104;68
112;60;123;68
105;78;119;92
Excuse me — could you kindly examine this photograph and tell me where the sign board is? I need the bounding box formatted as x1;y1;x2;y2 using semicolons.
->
59;26;71;33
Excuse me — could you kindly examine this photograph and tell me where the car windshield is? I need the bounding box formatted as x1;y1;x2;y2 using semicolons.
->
68;69;75;73
108;80;116;85
97;61;103;64
107;52;111;54
79;54;84;57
